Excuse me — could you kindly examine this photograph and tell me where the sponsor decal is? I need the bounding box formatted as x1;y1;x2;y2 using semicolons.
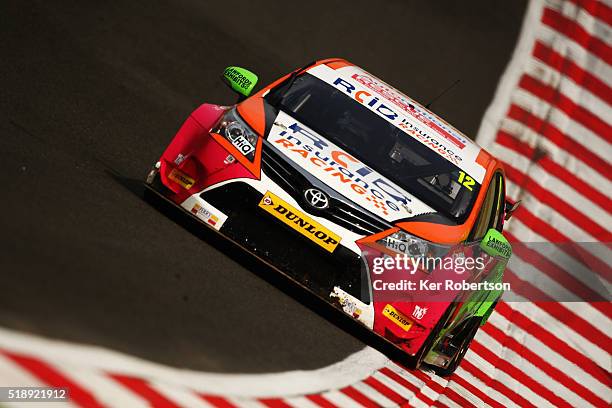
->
341;298;362;318
168;168;195;189
268;112;434;222
174;153;186;165
486;236;512;258
382;304;413;331
412;305;428;320
331;77;463;166
350;73;469;149
223;67;253;91
330;287;372;327
305;64;487;183
190;203;219;227
228;133;255;156
182;197;227;231
258;191;341;253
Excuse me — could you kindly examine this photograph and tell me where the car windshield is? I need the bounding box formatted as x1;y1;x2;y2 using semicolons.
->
265;73;481;224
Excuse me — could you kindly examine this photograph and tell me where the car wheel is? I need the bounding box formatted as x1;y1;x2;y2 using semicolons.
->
435;316;481;376
414;304;454;369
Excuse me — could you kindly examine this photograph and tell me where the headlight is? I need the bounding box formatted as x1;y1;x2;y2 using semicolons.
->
213;108;258;161
380;231;428;257
376;231;452;273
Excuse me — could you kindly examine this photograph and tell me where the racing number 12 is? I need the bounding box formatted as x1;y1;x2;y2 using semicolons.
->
458;171;475;191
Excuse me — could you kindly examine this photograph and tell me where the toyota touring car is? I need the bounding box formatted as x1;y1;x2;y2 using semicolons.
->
145;59;515;375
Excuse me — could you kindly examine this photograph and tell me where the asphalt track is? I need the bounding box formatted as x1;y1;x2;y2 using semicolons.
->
0;0;526;374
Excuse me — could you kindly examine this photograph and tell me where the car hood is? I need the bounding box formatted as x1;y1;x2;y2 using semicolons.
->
266;110;436;223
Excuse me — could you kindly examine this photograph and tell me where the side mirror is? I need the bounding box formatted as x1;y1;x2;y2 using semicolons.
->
222;66;258;99
480;229;512;259
504;199;521;221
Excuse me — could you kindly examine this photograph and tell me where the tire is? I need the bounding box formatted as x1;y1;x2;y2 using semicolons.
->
435;316;481;376
414;303;454;369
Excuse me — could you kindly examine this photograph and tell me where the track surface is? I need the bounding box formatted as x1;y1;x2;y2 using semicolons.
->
0;0;525;373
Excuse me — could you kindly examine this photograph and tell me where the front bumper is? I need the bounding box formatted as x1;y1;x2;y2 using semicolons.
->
147;169;367;303
204;181;367;300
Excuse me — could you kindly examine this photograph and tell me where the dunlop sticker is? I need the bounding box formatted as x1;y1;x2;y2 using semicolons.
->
168;168;195;189
258;191;341;253
383;304;413;331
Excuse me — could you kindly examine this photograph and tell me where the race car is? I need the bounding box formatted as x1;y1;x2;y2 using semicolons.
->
145;59;515;375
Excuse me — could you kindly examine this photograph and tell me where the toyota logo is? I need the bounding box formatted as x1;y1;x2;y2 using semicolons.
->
304;188;329;209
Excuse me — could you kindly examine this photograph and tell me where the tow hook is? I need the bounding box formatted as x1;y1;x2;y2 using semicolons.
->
145;161;161;185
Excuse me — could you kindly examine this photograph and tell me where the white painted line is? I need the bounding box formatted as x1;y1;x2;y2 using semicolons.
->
0;326;386;398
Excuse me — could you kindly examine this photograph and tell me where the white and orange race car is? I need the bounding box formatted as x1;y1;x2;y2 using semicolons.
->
145;59;516;375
